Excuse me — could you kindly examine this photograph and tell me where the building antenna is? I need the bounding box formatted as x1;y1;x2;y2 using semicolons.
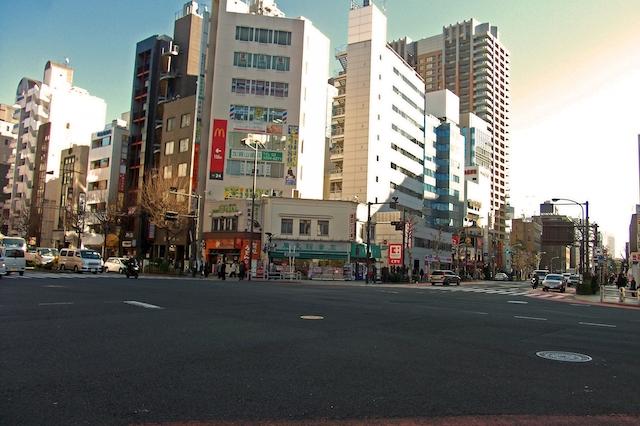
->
64;57;70;66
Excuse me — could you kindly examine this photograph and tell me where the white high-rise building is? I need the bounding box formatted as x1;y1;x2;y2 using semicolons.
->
326;0;457;271
198;0;330;265
5;61;106;241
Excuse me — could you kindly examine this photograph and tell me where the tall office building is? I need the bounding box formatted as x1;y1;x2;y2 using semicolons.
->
392;19;512;264
4;62;106;242
198;0;330;266
124;1;208;257
325;0;456;271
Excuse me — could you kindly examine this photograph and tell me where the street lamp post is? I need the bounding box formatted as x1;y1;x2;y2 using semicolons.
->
551;256;560;273
551;198;589;275
244;137;265;281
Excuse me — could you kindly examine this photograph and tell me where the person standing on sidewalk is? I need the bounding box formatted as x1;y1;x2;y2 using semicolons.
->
615;272;627;289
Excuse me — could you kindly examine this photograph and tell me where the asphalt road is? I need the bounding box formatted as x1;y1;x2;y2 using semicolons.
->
2;275;639;425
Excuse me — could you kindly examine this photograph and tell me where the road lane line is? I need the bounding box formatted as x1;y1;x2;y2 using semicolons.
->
514;315;547;321
508;300;528;304
579;322;616;328
469;311;489;315
38;302;74;306
570;304;591;307
123;301;164;310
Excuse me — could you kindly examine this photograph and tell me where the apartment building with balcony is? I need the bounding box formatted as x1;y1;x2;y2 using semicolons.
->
124;1;209;258
0;104;17;233
5;61;106;241
198;0;330;259
81;119;129;254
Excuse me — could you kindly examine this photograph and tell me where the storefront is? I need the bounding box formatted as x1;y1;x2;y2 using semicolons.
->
203;231;261;269
267;240;381;280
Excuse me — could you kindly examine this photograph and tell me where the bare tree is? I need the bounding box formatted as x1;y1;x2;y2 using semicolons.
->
140;175;191;258
11;199;32;238
89;202;122;258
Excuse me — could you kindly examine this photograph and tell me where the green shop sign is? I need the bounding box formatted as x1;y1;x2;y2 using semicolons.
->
229;149;283;162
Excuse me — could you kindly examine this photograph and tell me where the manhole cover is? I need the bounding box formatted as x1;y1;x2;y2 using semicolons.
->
536;351;592;363
300;315;324;320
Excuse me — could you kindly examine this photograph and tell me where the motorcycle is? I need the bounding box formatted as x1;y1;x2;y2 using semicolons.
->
531;275;539;289
125;262;140;279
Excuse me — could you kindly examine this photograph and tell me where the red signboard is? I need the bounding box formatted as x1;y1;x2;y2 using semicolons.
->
388;243;402;265
452;235;460;246
209;119;227;180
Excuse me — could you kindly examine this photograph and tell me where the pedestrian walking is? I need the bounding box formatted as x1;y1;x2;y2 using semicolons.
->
229;261;238;278
204;260;210;278
615;272;626;289
630;277;637;296
220;262;226;280
239;261;246;280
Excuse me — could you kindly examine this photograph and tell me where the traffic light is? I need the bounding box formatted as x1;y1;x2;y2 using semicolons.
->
164;211;179;221
389;199;398;209
391;221;404;231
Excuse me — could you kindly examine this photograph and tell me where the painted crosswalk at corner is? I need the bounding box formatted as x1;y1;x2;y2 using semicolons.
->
421;284;572;299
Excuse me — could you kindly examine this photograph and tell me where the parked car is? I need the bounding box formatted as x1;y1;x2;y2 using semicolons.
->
430;270;461;286
0;251;6;278
494;272;509;281
542;273;566;293
25;247;38;264
104;257;129;273
1;247;26;276
568;274;581;286
35;248;59;268
58;249;103;273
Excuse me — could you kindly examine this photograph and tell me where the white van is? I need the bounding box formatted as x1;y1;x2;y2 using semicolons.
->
0;247;26;276
58;249;102;273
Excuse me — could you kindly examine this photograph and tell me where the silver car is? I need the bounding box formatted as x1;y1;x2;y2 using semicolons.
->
542;273;566;293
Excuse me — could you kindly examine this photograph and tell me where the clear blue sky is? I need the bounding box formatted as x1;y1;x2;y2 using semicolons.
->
2;0;640;253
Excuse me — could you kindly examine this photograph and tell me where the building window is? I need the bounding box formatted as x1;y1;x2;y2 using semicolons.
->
165;141;174;155
252;80;269;96
299;219;310;235
250;106;268;122
163;165;172;179
317;220;329;236
166;117;176;131
91;136;111;149
178;163;188;177
88;180;108;191
231;78;250;94
90;158;110;170
268;108;287;123
180;113;191;128
253;53;271;69
281;218;293;235
212;216;238;232
179;138;189;152
233;52;252;68
270;82;288;97
230;105;249;121
272;56;290;71
235;26;253;41
255;28;273;44
273;30;292;46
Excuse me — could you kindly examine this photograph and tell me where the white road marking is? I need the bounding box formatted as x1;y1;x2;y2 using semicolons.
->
379;290;399;294
579;322;616;328
514;315;547;321
38;302;74;306
300;315;324;320
508;300;528;304
123;301;164;310
469;311;489;315
571;304;591;307
43;285;67;288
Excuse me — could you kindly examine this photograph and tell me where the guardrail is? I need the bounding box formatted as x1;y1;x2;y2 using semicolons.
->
600;285;640;305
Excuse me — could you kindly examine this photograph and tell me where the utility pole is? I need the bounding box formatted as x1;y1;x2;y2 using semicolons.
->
366;201;371;284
